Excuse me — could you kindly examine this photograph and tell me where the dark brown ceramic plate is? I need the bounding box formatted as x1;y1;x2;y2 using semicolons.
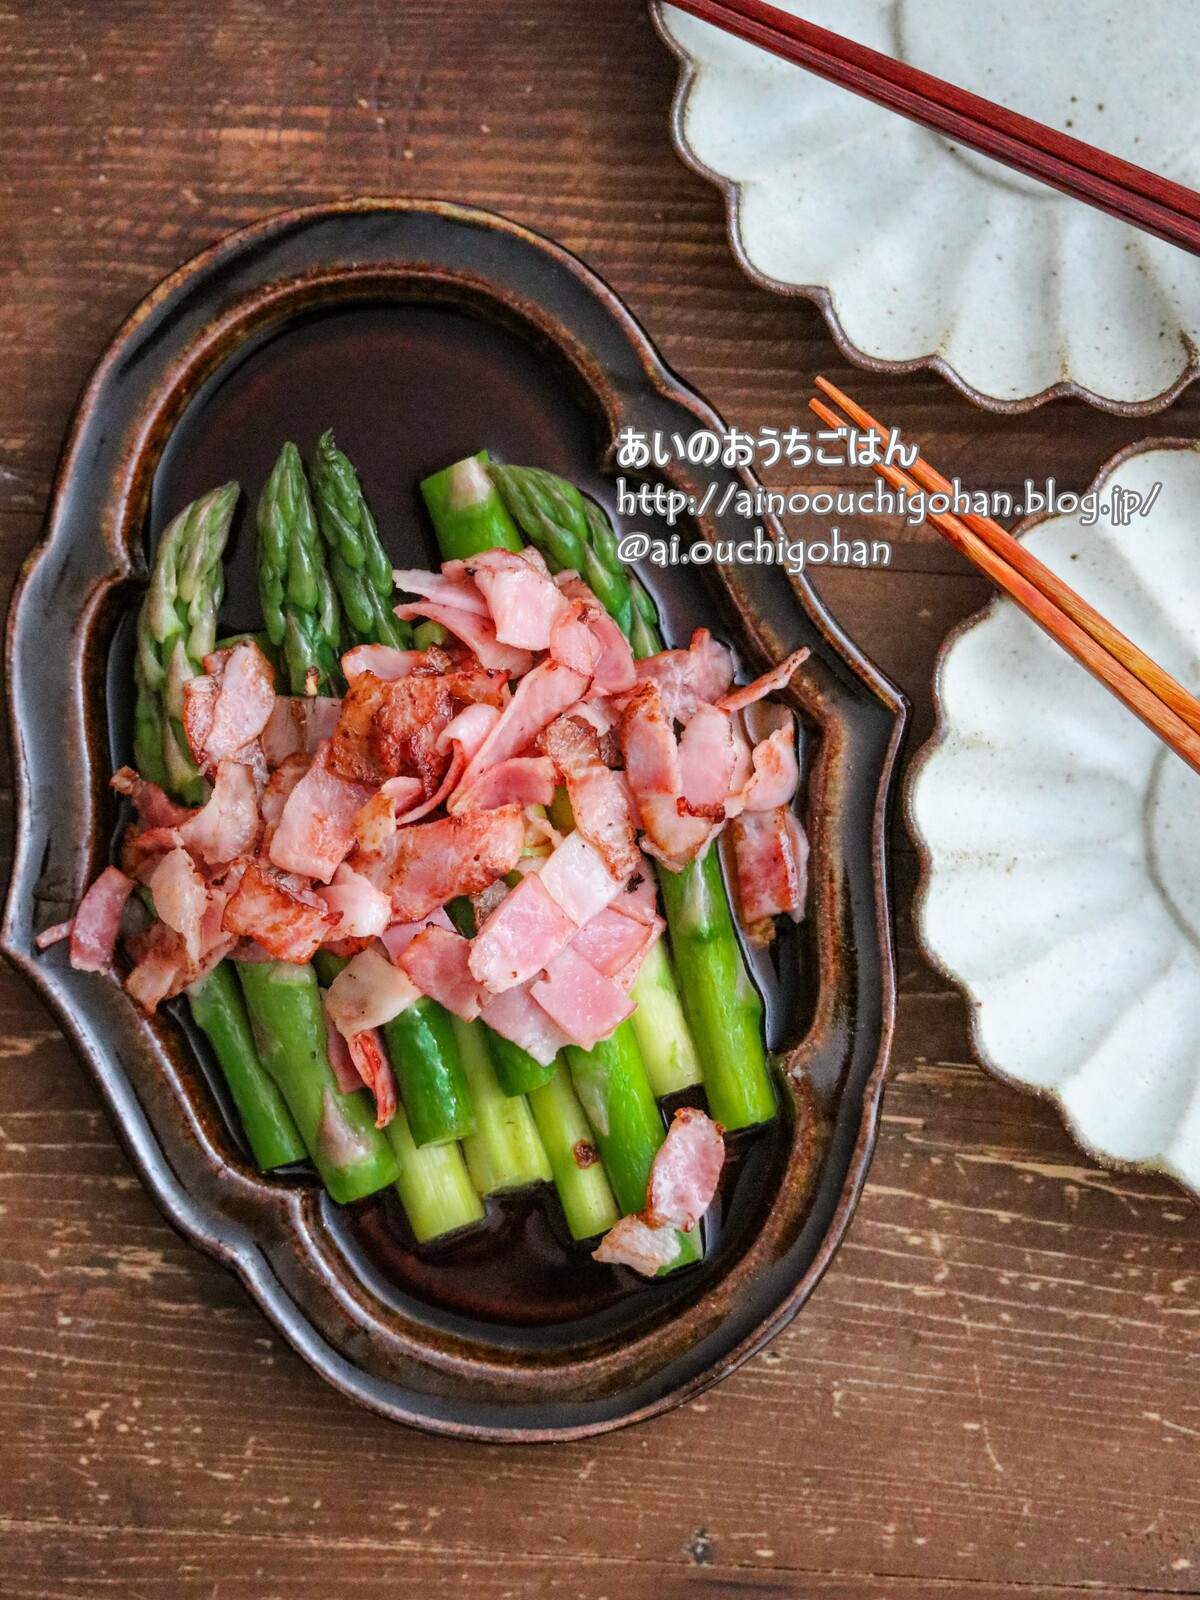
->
2;199;905;1439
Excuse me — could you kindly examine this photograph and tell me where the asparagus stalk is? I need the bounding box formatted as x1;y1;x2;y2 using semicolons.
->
489;461;776;1132
134;483;307;1171
527;1061;619;1241
449;1016;552;1195
383;1103;484;1243
236;961;400;1204
257;442;342;695
566;1026;699;1267
381;1001;476;1147
186;963;307;1170
310;430;411;651
135;482;236;806
312;953;484;1239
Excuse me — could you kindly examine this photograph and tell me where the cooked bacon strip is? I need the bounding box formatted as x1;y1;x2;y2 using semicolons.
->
455;660;590;796
345;1027;398;1128
393;566;490;616
222;860;337;962
469;872;578;993
316;862;392;940
614;861;660;926
741;722;800;813
370;674;453;795
538;830;626;928
398;925;485;1020
619;681;712;869
341;644;424;684
147;847;209;964
447;755;556;815
634;627;735;723
65;867;134;972
676;702;736;819
569;905;663;987
268;742;374;884
593;1214;681;1275
34;919;74;951
327;671;389;785
530;945;635;1050
110;767;195;829
184;640;276;770
377;907;456;963
594;1107;725;1274
178;758;261;868
547;598;601;676
728;807;809;940
260;695;341;766
646;1107;725;1230
479;981;572;1066
717;647;810;714
393;596;532;676
538;715;639;880
325;946;420;1036
352;805;526;922
551;580;637;695
322;995;365;1094
464;548;570;650
125;922;189;1012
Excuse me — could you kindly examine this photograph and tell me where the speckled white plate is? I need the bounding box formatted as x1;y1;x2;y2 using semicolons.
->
655;1;1200;413
909;441;1200;1188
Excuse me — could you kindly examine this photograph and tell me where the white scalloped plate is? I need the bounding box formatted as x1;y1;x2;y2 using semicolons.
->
656;1;1200;413
910;441;1200;1189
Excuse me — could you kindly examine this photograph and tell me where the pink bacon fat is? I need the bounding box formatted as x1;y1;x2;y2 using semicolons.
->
593;1107;726;1276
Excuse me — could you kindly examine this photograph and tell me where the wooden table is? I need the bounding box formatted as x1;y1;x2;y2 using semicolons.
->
4;5;1199;1595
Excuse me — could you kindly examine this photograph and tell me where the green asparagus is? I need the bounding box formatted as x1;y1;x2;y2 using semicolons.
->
257;441;341;695
236;961;400;1204
566;1025;698;1267
383;1104;484;1243
450;1016;552;1195
310;430;411;651
133;483;306;1171
187;964;307;1170
486;461;776;1131
135;481;237;805
527;1061;619;1241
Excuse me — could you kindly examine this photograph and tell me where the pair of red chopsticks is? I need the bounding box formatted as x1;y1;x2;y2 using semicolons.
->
667;0;1200;256
811;378;1200;773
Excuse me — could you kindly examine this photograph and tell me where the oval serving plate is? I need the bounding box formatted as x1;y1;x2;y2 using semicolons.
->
2;199;905;1439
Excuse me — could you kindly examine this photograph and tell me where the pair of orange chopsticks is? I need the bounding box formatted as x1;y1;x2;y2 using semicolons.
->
810;378;1200;774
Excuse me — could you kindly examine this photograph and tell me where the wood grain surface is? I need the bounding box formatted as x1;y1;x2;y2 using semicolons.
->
4;4;1200;1596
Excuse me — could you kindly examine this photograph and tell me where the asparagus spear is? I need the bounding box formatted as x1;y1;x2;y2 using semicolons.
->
310;430;411;651
135;482;237;805
134;484;307;1171
257;442;341;695
566;1026;699;1267
449;1016;552;1195
383;1103;484;1243
235;447;404;1203
236;961;399;1204
489;461;776;1132
186;963;306;1170
527;1061;619;1241
381;1002;475;1147
311;952;483;1240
